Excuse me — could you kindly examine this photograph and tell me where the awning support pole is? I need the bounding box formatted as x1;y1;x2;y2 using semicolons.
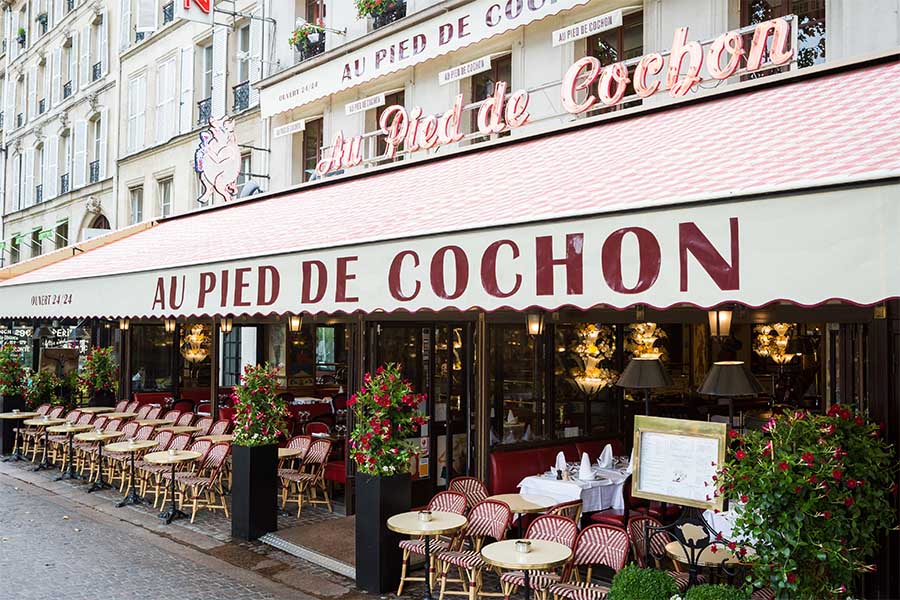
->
474;312;489;483
210;318;219;421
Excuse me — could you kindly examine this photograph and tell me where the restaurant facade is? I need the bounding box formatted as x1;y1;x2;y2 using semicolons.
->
0;0;899;595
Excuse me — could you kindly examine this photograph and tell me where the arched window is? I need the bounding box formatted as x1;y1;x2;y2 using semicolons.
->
90;214;110;230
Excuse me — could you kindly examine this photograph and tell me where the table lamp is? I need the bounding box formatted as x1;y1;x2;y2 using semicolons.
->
698;361;763;429
616;356;673;416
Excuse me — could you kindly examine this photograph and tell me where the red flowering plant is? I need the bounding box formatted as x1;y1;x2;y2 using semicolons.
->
78;346;118;397
0;344;27;398
232;364;288;447
24;369;61;410
356;0;402;18
349;363;427;476
717;407;896;599
288;18;324;52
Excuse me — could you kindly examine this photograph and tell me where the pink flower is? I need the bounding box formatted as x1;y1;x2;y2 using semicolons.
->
778;461;789;472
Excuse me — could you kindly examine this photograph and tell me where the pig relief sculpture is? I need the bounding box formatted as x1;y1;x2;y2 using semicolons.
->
194;116;241;206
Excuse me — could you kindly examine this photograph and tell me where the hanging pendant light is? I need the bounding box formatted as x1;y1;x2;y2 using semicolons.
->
164;318;177;333
288;314;303;333
707;309;732;339
525;313;544;336
119;318;130;331
220;317;233;334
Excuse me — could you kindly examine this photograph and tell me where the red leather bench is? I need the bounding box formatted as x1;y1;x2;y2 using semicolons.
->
325;460;346;485
132;392;171;406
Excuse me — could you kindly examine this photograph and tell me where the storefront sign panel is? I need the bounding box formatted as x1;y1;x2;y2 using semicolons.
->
260;0;592;118
551;9;622;47
438;55;492;85
0;186;897;319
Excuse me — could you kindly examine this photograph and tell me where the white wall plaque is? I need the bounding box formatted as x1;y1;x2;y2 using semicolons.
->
438;55;492;86
551;9;622;47
273;119;306;139
345;92;386;116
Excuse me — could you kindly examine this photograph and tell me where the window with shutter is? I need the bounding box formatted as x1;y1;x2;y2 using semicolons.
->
11;154;21;212
136;0;158;33
72;119;87;188
79;24;90;88
99;10;109;77
51;47;61;105
98;107;108;179
211;25;227;118
179;46;194;134
249;8;262;107
23;148;34;207
27;67;37;121
45;134;58;199
120;0;132;51
127;74;146;153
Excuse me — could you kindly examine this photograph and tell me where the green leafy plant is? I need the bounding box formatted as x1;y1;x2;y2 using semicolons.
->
717;407;896;599
356;0;403;18
288;19;323;52
348;363;427;476
0;344;27;398
683;584;751;600
24;369;61;410
79;346;118;397
232;363;288;447
607;565;678;600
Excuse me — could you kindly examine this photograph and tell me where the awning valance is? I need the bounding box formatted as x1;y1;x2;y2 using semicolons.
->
2;58;899;320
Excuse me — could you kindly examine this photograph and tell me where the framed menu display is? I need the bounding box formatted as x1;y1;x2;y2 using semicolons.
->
632;416;727;511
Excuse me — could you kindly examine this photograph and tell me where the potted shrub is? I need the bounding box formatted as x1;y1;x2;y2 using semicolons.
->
230;363;288;541
79;346;118;406
288;19;324;58
16;27;25;47
24;369;61;410
0;344;27;453
357;0;407;29
607;565;679;600
350;363;427;593
683;584;751;600
717;407;897;599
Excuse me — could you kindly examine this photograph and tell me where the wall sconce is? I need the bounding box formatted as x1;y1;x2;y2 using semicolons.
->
164;318;176;334
119;318;130;331
220;317;233;334
288;314;303;333
707;309;732;339
526;313;544;336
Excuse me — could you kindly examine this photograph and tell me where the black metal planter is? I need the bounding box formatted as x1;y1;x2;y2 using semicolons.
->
373;1;407;29
231;443;278;541
89;389;116;407
0;394;26;454
355;472;411;593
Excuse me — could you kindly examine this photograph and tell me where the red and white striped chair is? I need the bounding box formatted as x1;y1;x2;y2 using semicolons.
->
161;410;181;423
437;499;512;600
397;490;468;595
165;442;232;522
136;405;153;419
499;515;578;600
136;430;174;497
281;438;333;516
208;419;232;436
114;400;129;412
549;500;583;523
449;476;489;511
142;433;192;506
627;516;703;593
175;412;195;427
145;406;163;420
124;401;140;413
547;525;629;600
194;416;214;436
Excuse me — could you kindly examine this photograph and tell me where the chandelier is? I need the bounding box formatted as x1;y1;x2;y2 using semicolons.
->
626;322;667;359
180;324;210;364
571;323;618;394
753;323;797;365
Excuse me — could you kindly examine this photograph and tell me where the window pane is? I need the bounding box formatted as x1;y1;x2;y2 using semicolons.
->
302;118;323;182
376;91;405;158
130;325;174;392
488;324;544;446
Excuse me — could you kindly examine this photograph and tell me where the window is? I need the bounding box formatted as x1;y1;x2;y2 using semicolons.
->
90;116;102;183
55;220;68;249
10;236;20;264
129;186;143;224
301;117;323;183
37;62;46;114
305;0;325;22
237;24;250;83
158;177;172;217
31;229;41;258
35;144;43;202
470;55;511;141
586;12;643;112
130;325;174;392
741;0;825;71
489;325;543;445
374;90;405;159
236;153;251;192
202;44;213;98
127;74;146;152
60;131;71;193
14;153;23;208
156;57;177;142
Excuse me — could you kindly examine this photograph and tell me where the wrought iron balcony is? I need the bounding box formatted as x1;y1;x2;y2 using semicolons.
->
0;112;5;130
2;39;6;55
373;1;407;29
233;81;250;112
63;81;72;99
296;35;326;62
136;31;146;43
66;0;75;13
38;14;48;35
89;160;100;184
163;2;174;25
35;184;43;203
38;98;45;114
197;97;212;125
16;113;23;128
60;173;69;194
92;62;102;81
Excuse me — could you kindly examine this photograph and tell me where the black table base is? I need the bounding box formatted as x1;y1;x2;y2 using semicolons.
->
523;570;532;600
33;428;53;471
117;451;143;507
87;441;112;493
2;418;28;462
159;462;187;524
422;534;433;600
56;433;83;481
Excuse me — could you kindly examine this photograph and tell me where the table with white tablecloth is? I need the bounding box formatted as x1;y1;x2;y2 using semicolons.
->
517;467;629;513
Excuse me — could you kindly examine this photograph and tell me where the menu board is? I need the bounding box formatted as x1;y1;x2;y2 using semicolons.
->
632;416;726;511
0;325;33;364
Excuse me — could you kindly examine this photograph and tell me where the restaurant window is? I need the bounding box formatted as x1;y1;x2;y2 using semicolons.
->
30;228;41;258
266;323;287;387
301;117;323;183
315;324;347;387
130;324;174;392
586;12;643;112
489;324;545;446
180;322;212;389
286;322;316;388
470;54;511;143
10;236;20;264
375;90;405;160
129;186;143;224
220;325;258;387
55;220;68;249
158;177;172;217
236;153;251;192
741;0;825;72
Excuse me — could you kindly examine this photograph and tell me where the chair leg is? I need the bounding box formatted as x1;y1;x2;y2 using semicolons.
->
397;550;410;596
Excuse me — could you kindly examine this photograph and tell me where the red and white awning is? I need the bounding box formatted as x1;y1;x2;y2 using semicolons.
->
2;58;900;319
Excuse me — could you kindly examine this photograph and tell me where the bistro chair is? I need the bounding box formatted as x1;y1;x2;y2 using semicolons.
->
114;400;129;412
397;490;468;595
208;419;232;436
35;403;51;415
547;524;629;600
145;405;163;420
26;406;65;461
169;442;232;523
549;500;583;524
143;433;192;507
175;412;195;427
281;438;332;516
278;435;313;506
84;419;124;482
158;439;214;505
305;421;331;436
136;430;175;497
106;421;141;489
48;411;93;466
499;515;579;600
124;401;140;413
136;405;153;419
162;410;181;423
449;476;490;510
626;516;701;593
437;499;512;600
194;416;214;436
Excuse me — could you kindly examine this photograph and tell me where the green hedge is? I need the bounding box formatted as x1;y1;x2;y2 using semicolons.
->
607;565;679;600
684;584;751;600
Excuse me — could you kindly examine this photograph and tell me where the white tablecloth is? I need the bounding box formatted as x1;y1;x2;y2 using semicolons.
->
517;468;628;512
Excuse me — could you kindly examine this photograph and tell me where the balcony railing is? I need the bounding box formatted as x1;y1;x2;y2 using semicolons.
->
0;112;5;130
63;81;72;99
60;173;69;194
35;184;43;203
67;0;75;13
16;113;23;128
296;34;326;62
2;39;6;54
163;2;174;25
233;81;250;112
38;14;48;35
89;160;100;184
197;97;212;125
373;1;407;29
38;98;45;114
136;31;146;43
92;62;102;81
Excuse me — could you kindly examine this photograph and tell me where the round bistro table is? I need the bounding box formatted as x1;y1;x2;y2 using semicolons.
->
278;447;304;459
0;411;40;461
481;539;572;600
664;540;748;567
47;423;94;480
196;434;234;443
487;493;556;537
75;430;125;492
158;425;202;435
143;450;202;524
23;417;67;471
101;412;138;421
77;407;116;415
387;511;468;600
106;440;158;507
133;419;172;427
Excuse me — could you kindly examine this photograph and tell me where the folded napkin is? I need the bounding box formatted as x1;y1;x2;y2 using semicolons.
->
578;452;593;480
522;424;532;441
506;409;517;423
554;451;566;472
625;446;635;474
597;443;613;468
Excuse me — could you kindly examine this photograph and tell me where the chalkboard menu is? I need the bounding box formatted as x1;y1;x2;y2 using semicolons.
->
0;325;33;359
